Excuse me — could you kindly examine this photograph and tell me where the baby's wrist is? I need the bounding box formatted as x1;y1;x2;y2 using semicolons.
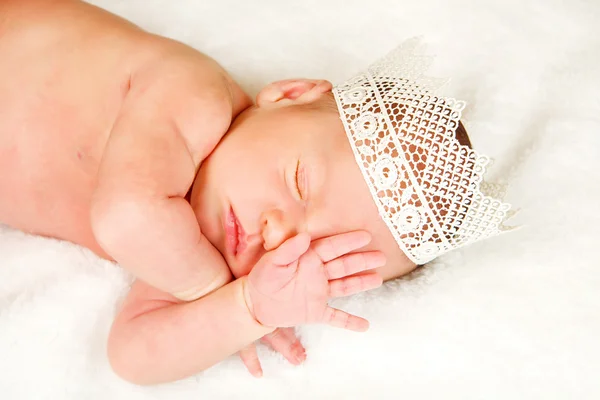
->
172;267;233;302
239;277;275;331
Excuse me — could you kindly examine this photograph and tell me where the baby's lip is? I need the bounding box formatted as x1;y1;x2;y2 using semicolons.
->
224;206;247;259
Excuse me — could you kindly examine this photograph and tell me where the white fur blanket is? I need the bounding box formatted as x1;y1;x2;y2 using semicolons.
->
1;0;599;398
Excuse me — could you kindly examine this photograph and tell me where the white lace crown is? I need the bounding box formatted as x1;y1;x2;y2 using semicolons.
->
332;38;515;265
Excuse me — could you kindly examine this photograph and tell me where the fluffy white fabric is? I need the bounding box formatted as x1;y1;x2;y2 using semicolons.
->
1;0;599;398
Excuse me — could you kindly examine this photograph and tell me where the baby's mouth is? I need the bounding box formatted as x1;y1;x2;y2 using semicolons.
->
225;206;247;258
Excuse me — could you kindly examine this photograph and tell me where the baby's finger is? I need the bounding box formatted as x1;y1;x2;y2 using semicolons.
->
261;328;306;365
239;343;263;378
325;251;386;280
311;231;371;263
322;306;370;332
270;233;311;266
328;272;383;298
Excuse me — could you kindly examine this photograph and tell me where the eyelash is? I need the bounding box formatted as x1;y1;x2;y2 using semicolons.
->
294;160;304;200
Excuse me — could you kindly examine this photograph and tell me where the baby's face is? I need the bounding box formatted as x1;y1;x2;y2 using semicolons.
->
191;91;415;280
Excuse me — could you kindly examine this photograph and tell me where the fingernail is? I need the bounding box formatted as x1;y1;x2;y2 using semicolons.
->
253;369;263;378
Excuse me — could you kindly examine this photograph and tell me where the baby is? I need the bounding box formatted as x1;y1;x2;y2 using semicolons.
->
0;0;512;385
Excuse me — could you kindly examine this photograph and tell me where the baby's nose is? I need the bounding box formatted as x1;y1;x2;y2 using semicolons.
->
260;209;298;251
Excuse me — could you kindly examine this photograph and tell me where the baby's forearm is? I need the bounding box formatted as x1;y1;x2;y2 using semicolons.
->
91;43;248;301
108;277;273;385
92;193;231;300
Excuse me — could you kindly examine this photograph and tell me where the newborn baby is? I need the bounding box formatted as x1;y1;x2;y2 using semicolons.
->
0;0;512;385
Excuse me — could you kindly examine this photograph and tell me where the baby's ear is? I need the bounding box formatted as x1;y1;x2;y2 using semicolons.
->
256;79;332;108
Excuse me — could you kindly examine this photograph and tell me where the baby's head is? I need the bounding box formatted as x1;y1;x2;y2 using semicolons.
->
192;42;513;280
192;79;415;279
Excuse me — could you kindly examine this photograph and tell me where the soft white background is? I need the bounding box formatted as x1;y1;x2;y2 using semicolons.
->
1;0;599;398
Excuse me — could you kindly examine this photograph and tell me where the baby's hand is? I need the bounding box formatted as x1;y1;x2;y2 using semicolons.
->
244;231;385;331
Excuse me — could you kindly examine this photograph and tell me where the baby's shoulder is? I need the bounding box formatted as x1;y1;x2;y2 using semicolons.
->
128;35;236;126
131;35;230;96
127;37;250;157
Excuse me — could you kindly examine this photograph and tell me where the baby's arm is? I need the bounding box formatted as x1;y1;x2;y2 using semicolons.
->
109;278;273;384
91;43;251;300
109;231;382;385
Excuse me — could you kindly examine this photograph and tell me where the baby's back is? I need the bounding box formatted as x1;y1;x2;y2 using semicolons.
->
0;0;155;255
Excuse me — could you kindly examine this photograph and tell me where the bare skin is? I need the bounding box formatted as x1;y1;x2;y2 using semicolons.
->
0;0;139;256
0;0;416;384
0;0;248;293
0;0;279;383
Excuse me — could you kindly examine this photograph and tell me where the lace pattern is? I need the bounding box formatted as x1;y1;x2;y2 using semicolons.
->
332;38;513;264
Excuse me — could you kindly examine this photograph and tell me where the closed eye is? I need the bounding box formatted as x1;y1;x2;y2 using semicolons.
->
295;160;305;200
